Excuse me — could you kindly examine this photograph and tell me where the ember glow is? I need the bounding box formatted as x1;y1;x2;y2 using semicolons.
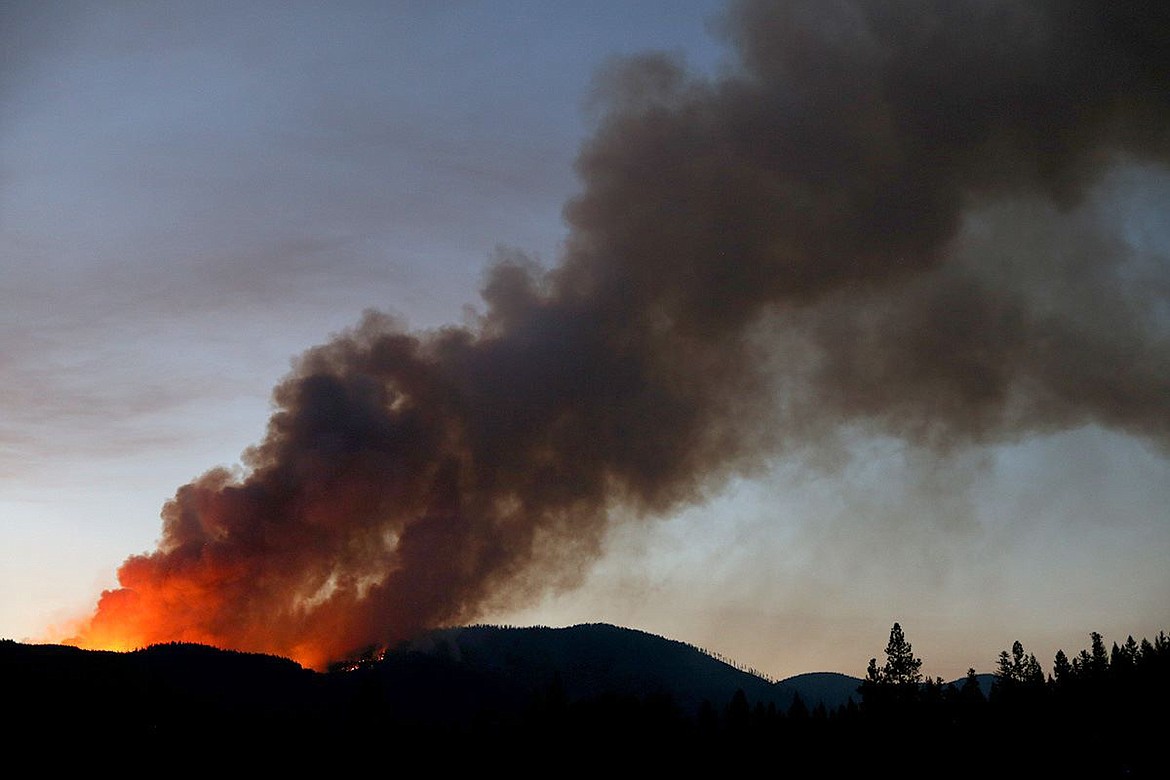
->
19;0;1170;673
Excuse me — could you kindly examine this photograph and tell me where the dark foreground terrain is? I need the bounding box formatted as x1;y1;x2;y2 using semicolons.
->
3;624;1165;777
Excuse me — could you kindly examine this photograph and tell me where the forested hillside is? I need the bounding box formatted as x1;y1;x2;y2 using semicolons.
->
3;623;1165;775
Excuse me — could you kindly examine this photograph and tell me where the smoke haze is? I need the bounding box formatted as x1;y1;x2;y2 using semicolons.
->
69;0;1170;667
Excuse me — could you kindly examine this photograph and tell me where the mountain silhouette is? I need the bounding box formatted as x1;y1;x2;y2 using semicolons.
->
392;623;791;714
390;624;994;711
1;624;995;729
3;624;1162;776
2;625;800;769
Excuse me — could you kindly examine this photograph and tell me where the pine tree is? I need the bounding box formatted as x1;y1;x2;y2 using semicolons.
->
866;657;883;685
1052;649;1073;687
1110;636;1139;674
961;668;985;702
995;649;1014;686
860;622;924;712
1022;652;1044;687
992;639;1045;704
882;622;923;686
1089;631;1109;678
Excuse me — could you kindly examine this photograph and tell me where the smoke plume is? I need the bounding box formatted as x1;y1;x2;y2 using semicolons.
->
71;0;1170;668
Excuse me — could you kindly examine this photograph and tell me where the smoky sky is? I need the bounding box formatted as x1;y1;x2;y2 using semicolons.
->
74;0;1170;667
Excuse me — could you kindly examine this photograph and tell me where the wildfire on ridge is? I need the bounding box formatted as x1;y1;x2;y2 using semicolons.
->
54;0;1170;670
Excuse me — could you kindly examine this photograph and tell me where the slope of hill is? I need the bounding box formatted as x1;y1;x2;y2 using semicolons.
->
777;671;863;710
1;639;321;730
2;624;987;732
4;626;1159;776
392;622;788;715
773;671;995;710
2;625;994;727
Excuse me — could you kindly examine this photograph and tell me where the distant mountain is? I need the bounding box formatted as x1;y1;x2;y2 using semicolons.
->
383;624;999;715
774;670;996;711
1;625;803;768
778;671;863;710
1;625;989;733
391;622;789;715
963;672;996;699
402;626;931;715
2;625;797;741
0;639;320;733
4;625;1156;775
398;624;1003;713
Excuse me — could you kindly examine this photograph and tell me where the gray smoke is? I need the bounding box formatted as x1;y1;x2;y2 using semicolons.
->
75;0;1169;667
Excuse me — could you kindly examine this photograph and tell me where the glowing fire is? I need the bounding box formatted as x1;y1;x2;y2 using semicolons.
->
62;552;337;668
64;582;340;669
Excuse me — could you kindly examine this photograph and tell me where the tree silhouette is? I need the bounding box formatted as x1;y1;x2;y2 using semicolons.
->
1110;636;1139;675
994;640;1044;691
875;622;923;685
1088;631;1109;677
891;624;923;685
960;668;985;703
1052;649;1073;687
859;622;923;711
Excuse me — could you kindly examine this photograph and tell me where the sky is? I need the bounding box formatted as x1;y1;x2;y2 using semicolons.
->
2;0;1168;682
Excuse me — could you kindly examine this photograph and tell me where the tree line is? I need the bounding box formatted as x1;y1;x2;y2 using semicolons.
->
861;621;1170;708
510;622;1169;775
689;623;1168;775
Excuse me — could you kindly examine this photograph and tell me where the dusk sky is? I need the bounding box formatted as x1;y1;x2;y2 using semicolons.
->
3;0;1168;681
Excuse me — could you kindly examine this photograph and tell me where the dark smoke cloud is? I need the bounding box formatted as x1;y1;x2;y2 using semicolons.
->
75;0;1170;666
